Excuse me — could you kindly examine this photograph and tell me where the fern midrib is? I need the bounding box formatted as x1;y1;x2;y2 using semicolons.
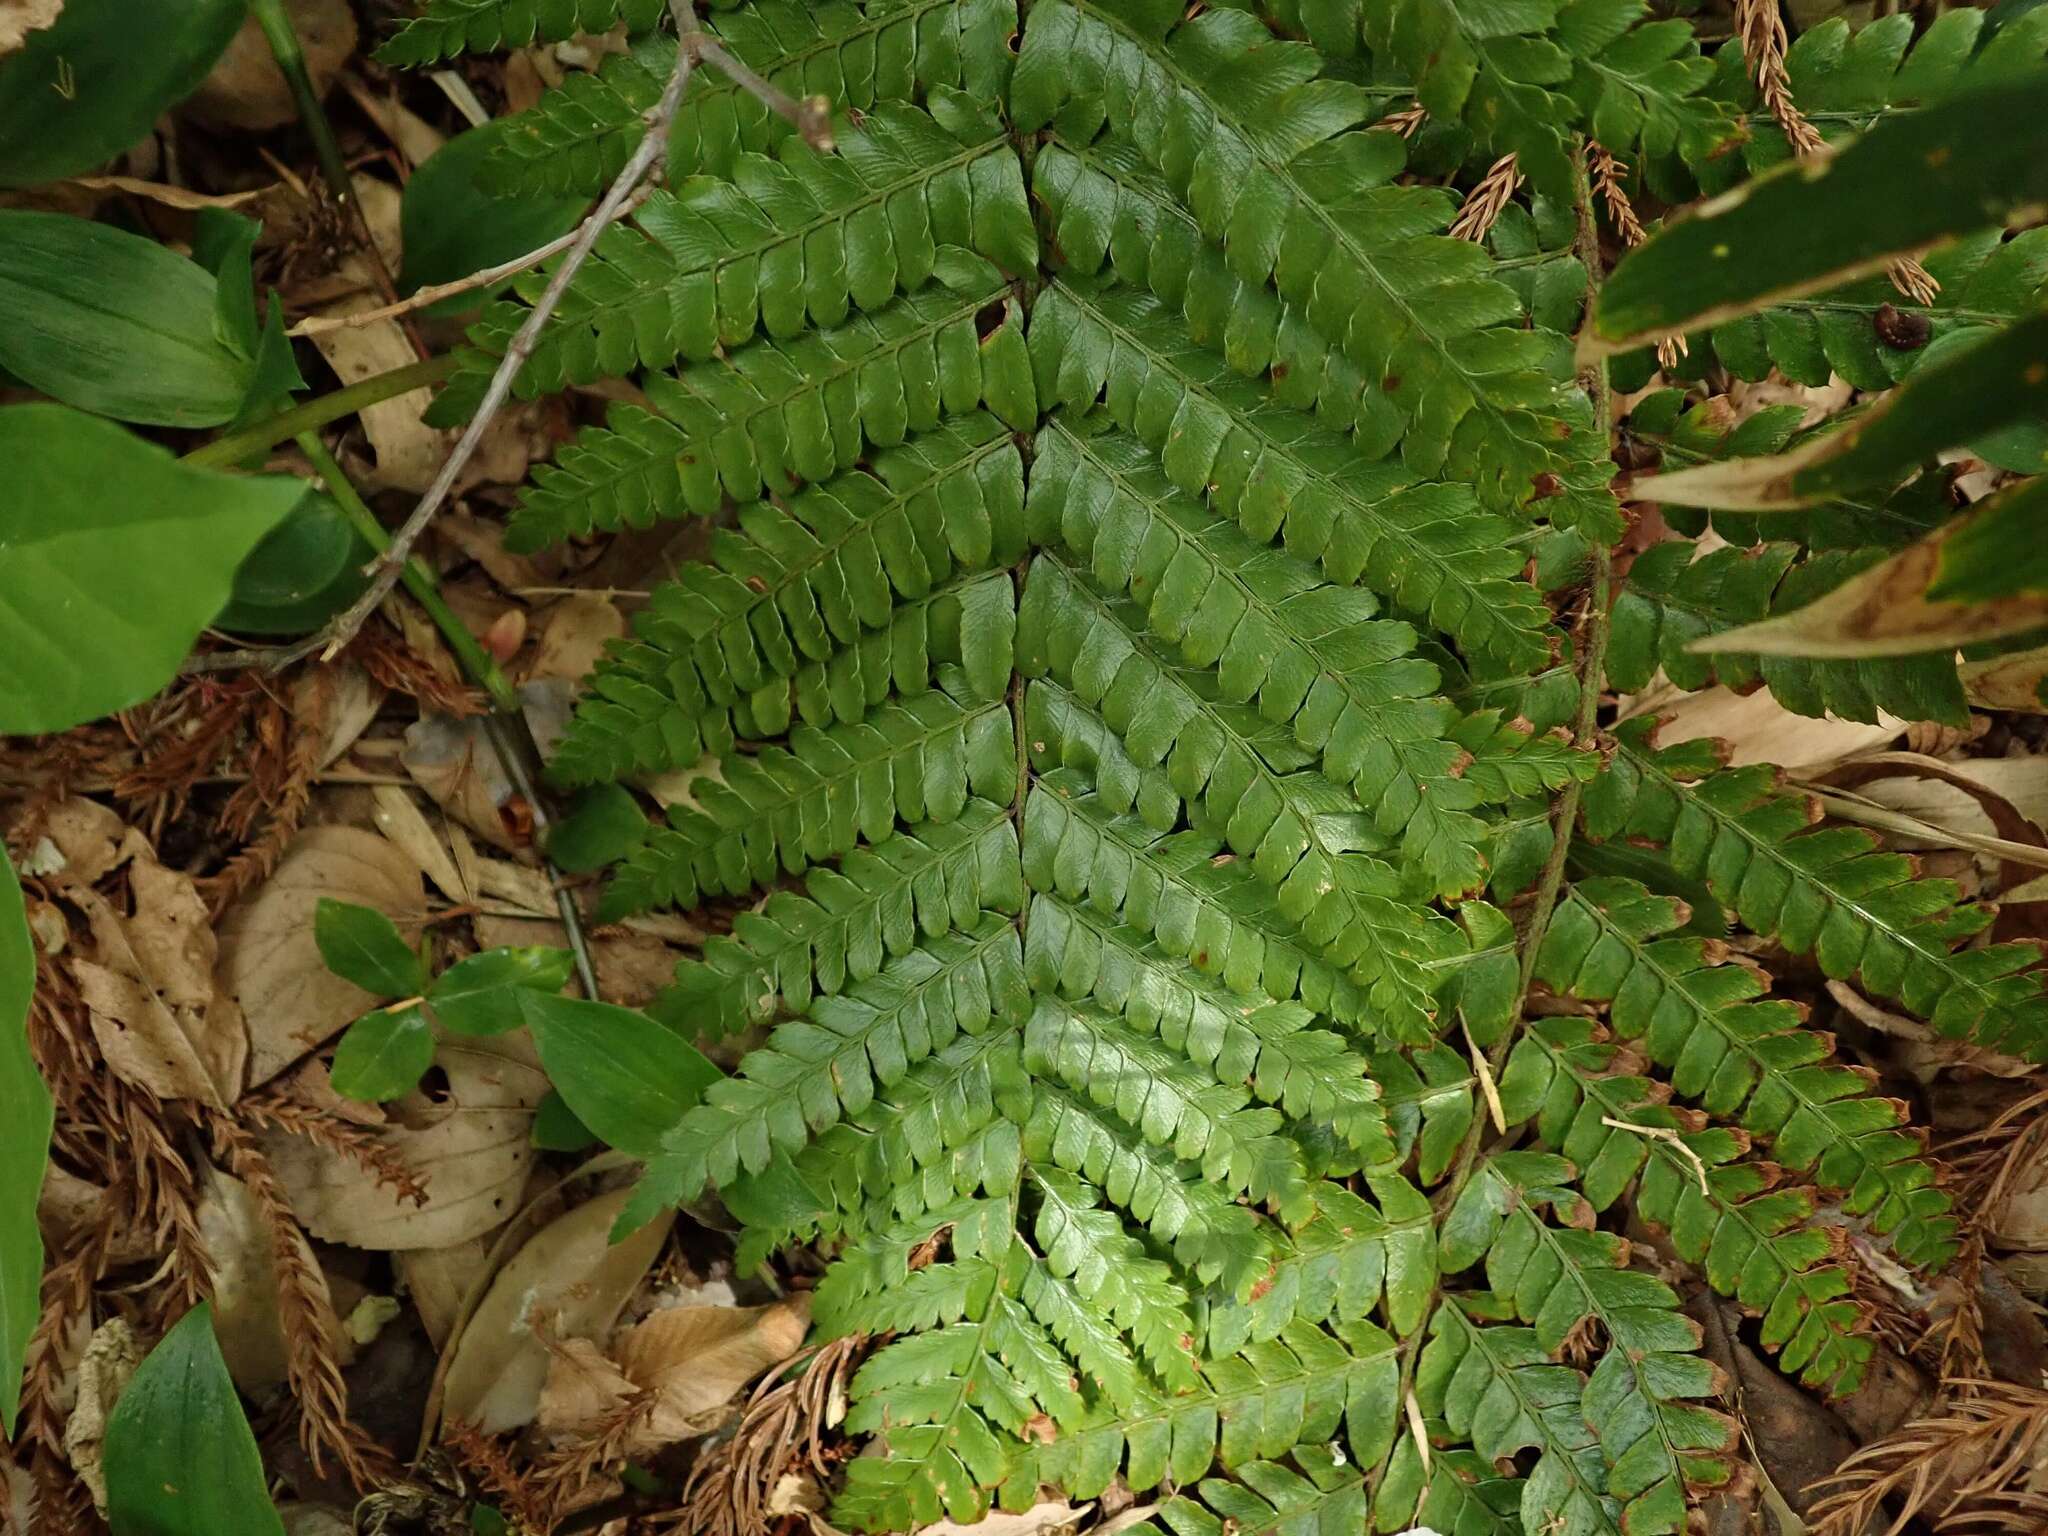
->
1617;738;2015;1022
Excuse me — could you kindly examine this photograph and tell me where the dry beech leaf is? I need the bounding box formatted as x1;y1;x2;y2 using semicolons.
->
22;797;139;887
184;0;354;131
63;1318;141;1516
402;712;521;851
535;1334;639;1437
315;663;385;770
0;0;62;55
439;1185;675;1434
1622;681;1901;772
912;1500;1093;1536
528;595;624;687
396;1235;496;1352
371;784;470;904
218;825;423;1087
267;1034;547;1251
71;859;246;1106
196;1163;299;1394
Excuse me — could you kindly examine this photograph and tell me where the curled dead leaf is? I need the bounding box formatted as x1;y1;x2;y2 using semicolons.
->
63;1318;142;1515
440;1185;675;1435
70;858;245;1106
218;825;423;1088
267;1034;547;1251
0;0;62;55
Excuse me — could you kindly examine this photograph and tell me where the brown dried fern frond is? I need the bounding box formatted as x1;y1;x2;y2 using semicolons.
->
1808;1381;2048;1536
664;1335;862;1536
443;1422;548;1532
208;1116;392;1491
204;670;330;911
1588;141;1687;371
237;1091;428;1206
529;1386;662;1528
1449;153;1522;243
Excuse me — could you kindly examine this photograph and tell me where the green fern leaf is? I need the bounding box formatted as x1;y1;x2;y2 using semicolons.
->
496;261;1032;549
1013;1;1617;531
1499;1015;1872;1392
451;93;1036;415
1592;720;2048;1061
1539;877;1959;1266
374;0;666;67
1440;1151;1737;1534
483;0;1020;196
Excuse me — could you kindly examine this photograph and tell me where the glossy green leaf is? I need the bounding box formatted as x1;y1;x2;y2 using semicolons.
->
103;1304;285;1536
217;492;374;636
427;947;577;1035
398;118;589;301
0;211;255;427
519;991;720;1159
532;1089;599;1152
314;898;427;999
543;783;649;873
0;0;247;189
1591;71;2048;351
329;1006;436;1103
0;405;303;735
0;852;52;1435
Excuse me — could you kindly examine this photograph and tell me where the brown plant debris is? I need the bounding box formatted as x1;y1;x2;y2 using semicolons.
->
1448;153;1523;243
237;1090;428;1207
1807;1381;2048;1534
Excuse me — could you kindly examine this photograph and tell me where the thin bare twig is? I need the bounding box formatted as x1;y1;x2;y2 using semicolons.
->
309;0;831;665
1601;1115;1712;1196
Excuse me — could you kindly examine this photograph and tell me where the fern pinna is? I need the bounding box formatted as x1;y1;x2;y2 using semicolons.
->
378;0;2047;1530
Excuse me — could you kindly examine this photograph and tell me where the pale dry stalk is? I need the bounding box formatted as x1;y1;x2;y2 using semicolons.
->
1449;152;1523;242
308;0;833;664
209;1116;392;1489
1733;0;1937;305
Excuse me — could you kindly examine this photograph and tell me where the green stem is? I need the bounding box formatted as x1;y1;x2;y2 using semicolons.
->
183;355;457;468
296;433;522;716
250;0;356;212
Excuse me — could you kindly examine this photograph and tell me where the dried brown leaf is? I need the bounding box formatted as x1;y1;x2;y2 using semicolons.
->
218;825;423;1087
440;1186;675;1434
0;0;61;56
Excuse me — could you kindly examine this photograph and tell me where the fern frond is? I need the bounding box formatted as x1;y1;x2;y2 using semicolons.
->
1025;994;1315;1222
1440;1151;1737;1534
374;0;665;67
1021;781;1380;1034
1591;720;2048;1061
1203;1175;1437;1355
1031;290;1562;674
1499;1015;1872;1392
1372;1040;1478;1184
657;796;1022;1038
498;262;1032;548
1002;1319;1401;1503
483;0;1020;195
605;684;1015;917
1024;895;1390;1159
1013;3;1617;531
1419;1299;1624;1536
454;94;1036;410
1151;1447;1374;1536
1540;877;1959;1266
551;415;1024;782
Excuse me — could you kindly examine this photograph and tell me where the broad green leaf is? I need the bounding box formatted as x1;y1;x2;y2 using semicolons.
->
103;1304;285;1536
216;492;374;636
532;1089;599;1152
0;211;255;427
397;118;589;302
427;947;577;1035
0;405;303;735
544;783;649;873
1635;313;2048;510
314;898;427;998
0;0;247;189
1700;478;2048;658
519;991;719;1159
1589;71;2048;352
0;852;51;1435
329;1006;436;1102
